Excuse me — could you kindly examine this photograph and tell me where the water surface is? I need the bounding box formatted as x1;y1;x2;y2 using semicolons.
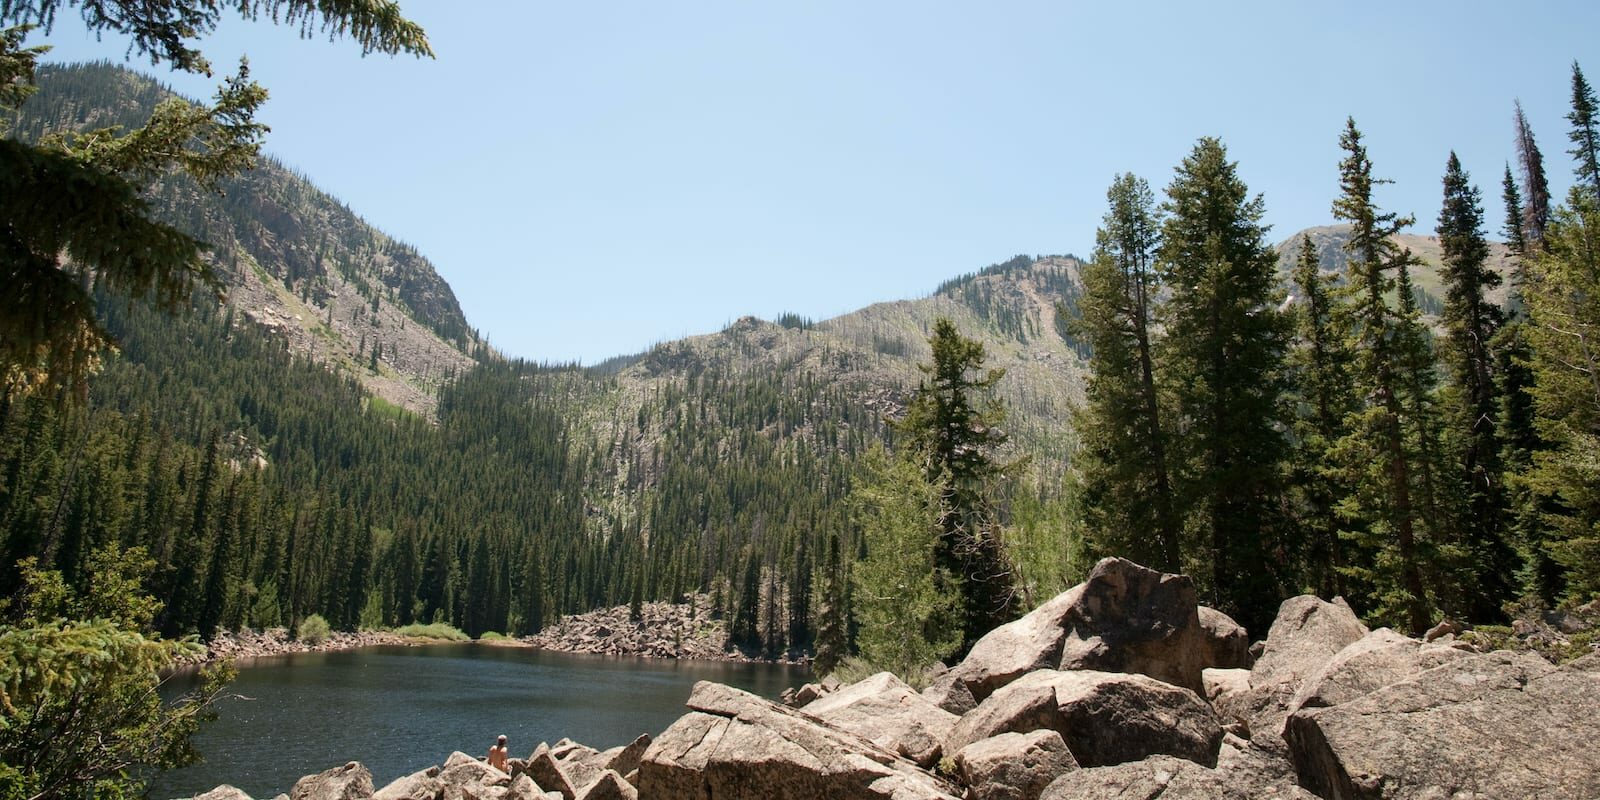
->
153;644;806;800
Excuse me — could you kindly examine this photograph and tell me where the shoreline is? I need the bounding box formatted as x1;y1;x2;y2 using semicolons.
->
181;619;807;669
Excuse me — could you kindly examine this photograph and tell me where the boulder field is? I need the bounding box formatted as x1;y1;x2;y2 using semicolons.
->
190;557;1600;800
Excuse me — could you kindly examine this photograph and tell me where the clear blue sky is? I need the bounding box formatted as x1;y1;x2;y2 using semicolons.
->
34;1;1600;364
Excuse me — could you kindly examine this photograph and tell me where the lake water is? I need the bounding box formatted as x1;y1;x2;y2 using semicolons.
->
152;645;807;800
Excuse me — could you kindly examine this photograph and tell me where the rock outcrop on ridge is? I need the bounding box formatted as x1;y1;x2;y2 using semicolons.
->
189;557;1600;800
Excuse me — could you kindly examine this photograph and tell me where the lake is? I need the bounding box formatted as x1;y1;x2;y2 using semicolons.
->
152;644;808;800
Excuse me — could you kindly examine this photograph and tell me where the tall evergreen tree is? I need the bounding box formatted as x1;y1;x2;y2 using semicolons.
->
1523;186;1600;600
1071;174;1181;572
811;531;848;676
1286;235;1357;597
1330;118;1434;633
1435;152;1513;620
1568;61;1600;197
1156;137;1290;631
1515;101;1553;252
895;318;1018;654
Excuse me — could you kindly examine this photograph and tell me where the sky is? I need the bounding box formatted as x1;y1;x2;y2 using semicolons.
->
32;1;1600;364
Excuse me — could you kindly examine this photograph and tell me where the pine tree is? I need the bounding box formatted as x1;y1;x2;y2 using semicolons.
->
1286;235;1358;597
812;531;848;676
1435;152;1514;620
1156;138;1290;631
1568;61;1600;198
1071;174;1180;572
1330;118;1434;633
1515;101;1553;252
895;318;1018;654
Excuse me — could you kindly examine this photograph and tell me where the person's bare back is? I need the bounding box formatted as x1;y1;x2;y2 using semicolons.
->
487;735;509;772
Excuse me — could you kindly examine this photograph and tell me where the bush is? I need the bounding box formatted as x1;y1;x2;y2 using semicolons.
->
297;614;331;645
478;631;506;640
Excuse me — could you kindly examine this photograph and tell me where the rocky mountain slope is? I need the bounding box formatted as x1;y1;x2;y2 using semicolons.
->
18;63;480;415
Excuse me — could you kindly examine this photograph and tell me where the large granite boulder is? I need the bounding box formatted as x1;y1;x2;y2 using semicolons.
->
195;787;255;800
1197;606;1251;669
802;671;959;768
1287;627;1469;714
943;559;1212;705
372;767;445;800
573;770;635;800
1216;595;1366;751
292;763;374;800
944;669;1222;769
526;744;577;800
1039;755;1316;800
953;730;1077;800
639;681;961;799
1285;650;1600;799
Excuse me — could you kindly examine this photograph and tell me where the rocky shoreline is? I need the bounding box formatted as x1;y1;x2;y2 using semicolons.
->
184;558;1600;799
184;595;802;668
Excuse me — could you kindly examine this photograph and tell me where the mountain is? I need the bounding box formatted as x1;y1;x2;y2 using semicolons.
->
1275;224;1517;318
13;63;480;415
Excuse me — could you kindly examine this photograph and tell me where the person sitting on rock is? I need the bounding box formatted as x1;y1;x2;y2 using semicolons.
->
487;735;509;772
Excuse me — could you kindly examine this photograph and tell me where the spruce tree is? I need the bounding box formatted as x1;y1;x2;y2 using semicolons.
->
1286;235;1357;597
1156;137;1290;631
895;318;1018;654
1330;119;1434;633
1071;174;1181;572
1568;61;1600;198
1435;152;1513;620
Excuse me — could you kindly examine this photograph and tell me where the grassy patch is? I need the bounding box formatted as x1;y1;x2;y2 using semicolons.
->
365;395;415;421
390;622;470;641
478;631;507;641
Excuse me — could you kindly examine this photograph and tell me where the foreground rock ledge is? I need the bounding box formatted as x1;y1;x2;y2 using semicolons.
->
639;681;960;799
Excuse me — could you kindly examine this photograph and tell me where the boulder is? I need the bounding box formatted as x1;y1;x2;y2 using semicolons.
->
944;559;1212;703
1287;627;1468;714
601;734;651;778
439;760;511;790
638;680;961;799
292;763;374;800
944;669;1222;769
1039;755;1316;800
526;744;577;800
573;771;635;800
1201;668;1251;705
953;730;1077;800
920;672;977;715
504;776;542;800
1197;606;1251;669
195;786;254;800
945;582;1086;703
1285;650;1600;799
444;752;479;770
802;671;959;768
1216;595;1366;751
1054;558;1210;695
792;683;824;707
372;769;446;800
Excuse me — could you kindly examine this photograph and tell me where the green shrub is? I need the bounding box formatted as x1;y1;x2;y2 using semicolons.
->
297;613;331;645
478;631;506;641
390;622;470;641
